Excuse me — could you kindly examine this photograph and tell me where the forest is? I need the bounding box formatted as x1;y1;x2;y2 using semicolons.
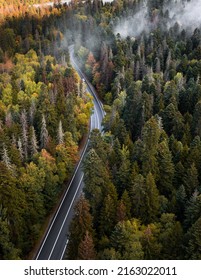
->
0;0;201;260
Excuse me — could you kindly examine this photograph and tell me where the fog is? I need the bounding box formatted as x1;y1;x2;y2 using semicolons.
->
166;0;201;29
114;6;149;38
114;0;201;38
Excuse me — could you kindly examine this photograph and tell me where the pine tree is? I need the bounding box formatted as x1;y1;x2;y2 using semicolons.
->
158;213;183;259
29;100;36;125
185;217;201;260
110;219;144;260
20;109;28;160
57;120;64;145
129;173;145;219
183;163;199;198
141;117;161;177
30;126;39;156
184;192;201;229
17;138;24;160
192;101;201;138
78;231;97;260
121;190;131;219
99;193;117;236
40;114;49;149
83;148;112;218
2;144;13;172
157;140;175;198
145;172;160;222
141;224;162;260
67;196;94;260
116;200;127;223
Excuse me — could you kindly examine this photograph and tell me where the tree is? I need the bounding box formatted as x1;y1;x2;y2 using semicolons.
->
67;196;94;260
0;162;26;255
17;138;24;160
30;126;39;156
85;52;96;81
184;192;201;229
78;231;97;260
141;117;161;177
110;220;144;260
144;173;160;222
157;140;174;198
19;162;45;248
37;149;59;210
158;213;183;259
129;171;159;224
141;224;162;260
193;101;201;138
185;217;201;260
20;109;29;160
99;192;118;236
183;163;199;198
1;144;13;171
115;144;131;195
83;148;113;219
40;114;49;149
57;120;64;144
0;206;20;259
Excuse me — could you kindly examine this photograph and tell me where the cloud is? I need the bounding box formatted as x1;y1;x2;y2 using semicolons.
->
113;7;149;38
113;0;201;38
166;0;201;30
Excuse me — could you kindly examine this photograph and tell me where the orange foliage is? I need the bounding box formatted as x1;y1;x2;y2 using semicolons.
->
0;57;14;73
41;149;55;162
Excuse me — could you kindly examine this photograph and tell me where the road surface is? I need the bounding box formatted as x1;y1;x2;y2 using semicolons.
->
35;46;104;260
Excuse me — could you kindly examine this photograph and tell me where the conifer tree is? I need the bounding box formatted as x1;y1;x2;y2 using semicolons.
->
20;109;28;160
157;140;175;198
30;126;39;156
78;231;97;260
57;120;64;145
2;144;13;172
40;114;49;149
17;138;24;160
185;217;201;260
67;196;94;260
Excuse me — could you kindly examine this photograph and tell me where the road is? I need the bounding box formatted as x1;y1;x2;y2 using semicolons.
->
35;46;105;260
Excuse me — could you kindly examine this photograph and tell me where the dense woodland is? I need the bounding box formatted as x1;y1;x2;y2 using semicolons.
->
0;0;93;259
0;0;201;260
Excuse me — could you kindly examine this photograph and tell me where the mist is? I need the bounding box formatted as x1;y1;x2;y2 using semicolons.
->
166;0;201;29
113;0;201;38
113;6;149;38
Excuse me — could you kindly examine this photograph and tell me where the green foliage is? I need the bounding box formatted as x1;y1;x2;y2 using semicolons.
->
1;0;201;261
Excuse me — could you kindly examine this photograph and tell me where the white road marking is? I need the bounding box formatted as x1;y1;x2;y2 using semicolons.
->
60;239;69;260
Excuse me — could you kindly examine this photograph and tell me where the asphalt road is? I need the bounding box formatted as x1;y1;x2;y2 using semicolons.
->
35;46;105;260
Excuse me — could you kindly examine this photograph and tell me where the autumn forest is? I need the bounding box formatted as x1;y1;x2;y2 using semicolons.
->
0;0;201;260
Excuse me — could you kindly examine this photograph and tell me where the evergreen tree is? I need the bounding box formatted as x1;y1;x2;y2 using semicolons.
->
78;231;97;260
40;114;49;149
57;120;64;145
157;140;175;198
20;110;29;160
2;144;13;172
30;126;39;156
185;217;201;259
67;196;94;260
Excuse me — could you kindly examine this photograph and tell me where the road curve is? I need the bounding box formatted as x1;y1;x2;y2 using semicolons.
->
35;46;104;260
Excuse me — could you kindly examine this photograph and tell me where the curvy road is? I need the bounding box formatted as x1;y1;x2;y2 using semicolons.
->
35;45;105;260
